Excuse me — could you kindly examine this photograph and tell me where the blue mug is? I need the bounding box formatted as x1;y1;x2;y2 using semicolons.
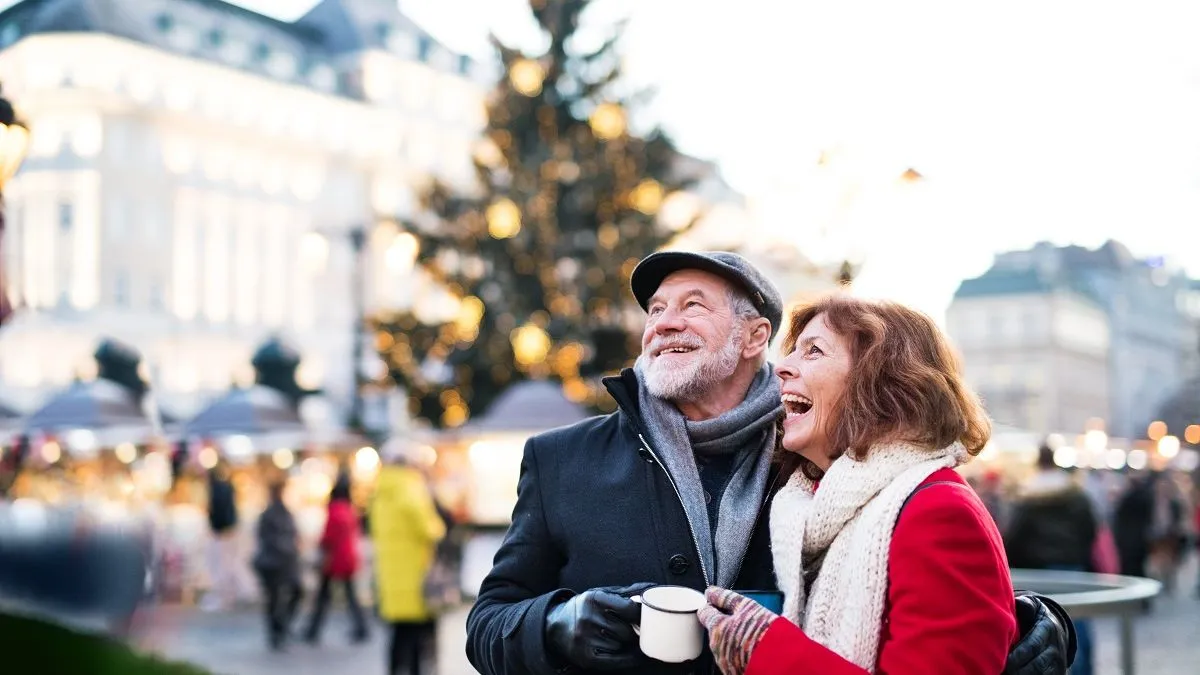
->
736;590;784;614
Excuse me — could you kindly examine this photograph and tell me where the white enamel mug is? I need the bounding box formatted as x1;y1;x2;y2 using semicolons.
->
630;585;706;663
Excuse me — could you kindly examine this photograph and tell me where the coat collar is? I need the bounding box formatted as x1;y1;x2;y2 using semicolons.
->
602;367;644;435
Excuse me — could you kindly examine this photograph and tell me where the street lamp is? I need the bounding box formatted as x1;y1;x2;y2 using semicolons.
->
348;226;367;435
0;84;30;327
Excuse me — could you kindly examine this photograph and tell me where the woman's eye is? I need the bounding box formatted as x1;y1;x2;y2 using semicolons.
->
807;344;823;356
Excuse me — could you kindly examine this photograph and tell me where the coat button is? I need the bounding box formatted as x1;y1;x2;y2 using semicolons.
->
637;448;654;463
668;554;690;575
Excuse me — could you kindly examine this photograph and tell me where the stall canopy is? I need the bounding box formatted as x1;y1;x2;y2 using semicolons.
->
0;400;18;424
22;339;157;446
182;385;306;439
22;379;155;446
458;380;591;434
0;400;20;445
178;337;316;451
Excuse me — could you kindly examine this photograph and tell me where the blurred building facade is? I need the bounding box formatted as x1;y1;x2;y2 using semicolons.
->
0;0;782;436
0;0;492;421
947;240;1198;439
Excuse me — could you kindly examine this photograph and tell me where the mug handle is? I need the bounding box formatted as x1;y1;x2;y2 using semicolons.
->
630;595;642;636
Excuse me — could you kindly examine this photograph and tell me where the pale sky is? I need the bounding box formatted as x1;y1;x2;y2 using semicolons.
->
18;0;1200;321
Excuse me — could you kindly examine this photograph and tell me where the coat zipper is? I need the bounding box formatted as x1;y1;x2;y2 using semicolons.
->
636;432;711;586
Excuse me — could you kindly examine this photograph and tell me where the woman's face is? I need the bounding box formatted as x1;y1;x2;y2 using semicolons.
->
775;313;853;469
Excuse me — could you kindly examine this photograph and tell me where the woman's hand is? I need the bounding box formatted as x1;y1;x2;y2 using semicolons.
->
698;587;779;675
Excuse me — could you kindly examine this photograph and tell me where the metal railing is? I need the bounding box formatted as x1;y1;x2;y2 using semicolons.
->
1010;569;1162;675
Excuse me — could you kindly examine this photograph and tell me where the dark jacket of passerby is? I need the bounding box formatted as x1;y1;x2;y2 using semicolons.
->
465;369;779;675
254;494;300;577
1112;474;1156;576
208;469;238;534
1004;465;1097;571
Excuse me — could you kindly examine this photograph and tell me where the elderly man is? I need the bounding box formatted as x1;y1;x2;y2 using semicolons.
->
467;251;784;675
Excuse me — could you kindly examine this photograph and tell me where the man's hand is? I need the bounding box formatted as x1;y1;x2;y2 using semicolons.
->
698;587;778;675
1004;593;1075;674
545;582;653;670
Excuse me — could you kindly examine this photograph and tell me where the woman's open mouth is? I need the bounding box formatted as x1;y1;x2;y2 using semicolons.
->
782;393;813;418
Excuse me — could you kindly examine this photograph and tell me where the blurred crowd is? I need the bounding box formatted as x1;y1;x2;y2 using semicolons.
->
969;444;1199;675
971;447;1198;591
200;438;459;675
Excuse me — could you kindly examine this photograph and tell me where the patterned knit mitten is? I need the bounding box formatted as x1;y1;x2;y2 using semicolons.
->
698;586;779;675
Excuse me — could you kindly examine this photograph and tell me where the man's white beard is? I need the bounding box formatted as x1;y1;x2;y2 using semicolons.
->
644;333;743;403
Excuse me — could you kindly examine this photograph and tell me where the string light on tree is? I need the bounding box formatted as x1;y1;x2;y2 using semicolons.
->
486;198;522;239
509;58;546;97
455;296;486;340
630;178;664;214
589;102;626;140
511;323;551;367
474;138;504;168
372;0;699;428
387;231;420;273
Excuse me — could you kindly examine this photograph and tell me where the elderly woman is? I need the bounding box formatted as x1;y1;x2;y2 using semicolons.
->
700;296;1018;674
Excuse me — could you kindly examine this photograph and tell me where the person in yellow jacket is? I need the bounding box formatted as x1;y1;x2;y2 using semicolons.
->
370;446;447;675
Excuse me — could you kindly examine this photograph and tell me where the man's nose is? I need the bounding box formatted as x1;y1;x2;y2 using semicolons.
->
654;309;687;334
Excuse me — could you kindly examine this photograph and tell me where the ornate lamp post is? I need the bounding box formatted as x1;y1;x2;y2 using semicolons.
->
0;84;30;327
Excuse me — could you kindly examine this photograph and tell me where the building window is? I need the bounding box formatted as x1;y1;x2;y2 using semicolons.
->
172;190;199;320
167;24;199;51
220;38;249;64
417;35;432;62
58;202;73;233
202;212;231;323
0;22;20;47
458;54;471;76
155;13;174;32
206;28;224;47
149;283;164;310
308;63;337;91
253;42;271;62
266;51;297;79
375;22;391;43
113;270;129;307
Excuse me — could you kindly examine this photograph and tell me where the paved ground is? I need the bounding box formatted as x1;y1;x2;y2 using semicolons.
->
145;560;1200;675
144;604;474;675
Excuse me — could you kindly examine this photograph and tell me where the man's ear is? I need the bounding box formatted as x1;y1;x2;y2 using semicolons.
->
742;318;772;359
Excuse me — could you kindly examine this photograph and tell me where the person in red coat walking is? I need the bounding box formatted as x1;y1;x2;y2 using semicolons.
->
304;474;369;643
700;295;1018;674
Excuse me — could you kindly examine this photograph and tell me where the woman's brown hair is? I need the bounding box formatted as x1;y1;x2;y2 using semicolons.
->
777;294;991;480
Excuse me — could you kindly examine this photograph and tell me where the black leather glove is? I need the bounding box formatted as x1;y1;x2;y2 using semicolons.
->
545;582;655;671
1004;592;1076;675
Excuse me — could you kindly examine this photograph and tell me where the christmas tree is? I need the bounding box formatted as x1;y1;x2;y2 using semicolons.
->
373;0;698;428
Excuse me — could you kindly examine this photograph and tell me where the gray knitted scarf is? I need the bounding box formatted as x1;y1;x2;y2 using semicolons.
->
634;359;781;587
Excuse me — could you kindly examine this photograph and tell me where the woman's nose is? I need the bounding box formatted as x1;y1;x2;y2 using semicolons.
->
775;360;798;381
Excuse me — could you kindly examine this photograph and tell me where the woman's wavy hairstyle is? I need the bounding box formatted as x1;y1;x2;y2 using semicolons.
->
776;294;991;481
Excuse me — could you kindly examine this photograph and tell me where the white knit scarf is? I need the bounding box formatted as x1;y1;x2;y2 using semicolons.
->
770;441;970;672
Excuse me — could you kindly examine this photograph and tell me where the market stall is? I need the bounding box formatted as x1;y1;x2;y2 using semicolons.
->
9;338;170;515
159;338;373;604
428;380;592;597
